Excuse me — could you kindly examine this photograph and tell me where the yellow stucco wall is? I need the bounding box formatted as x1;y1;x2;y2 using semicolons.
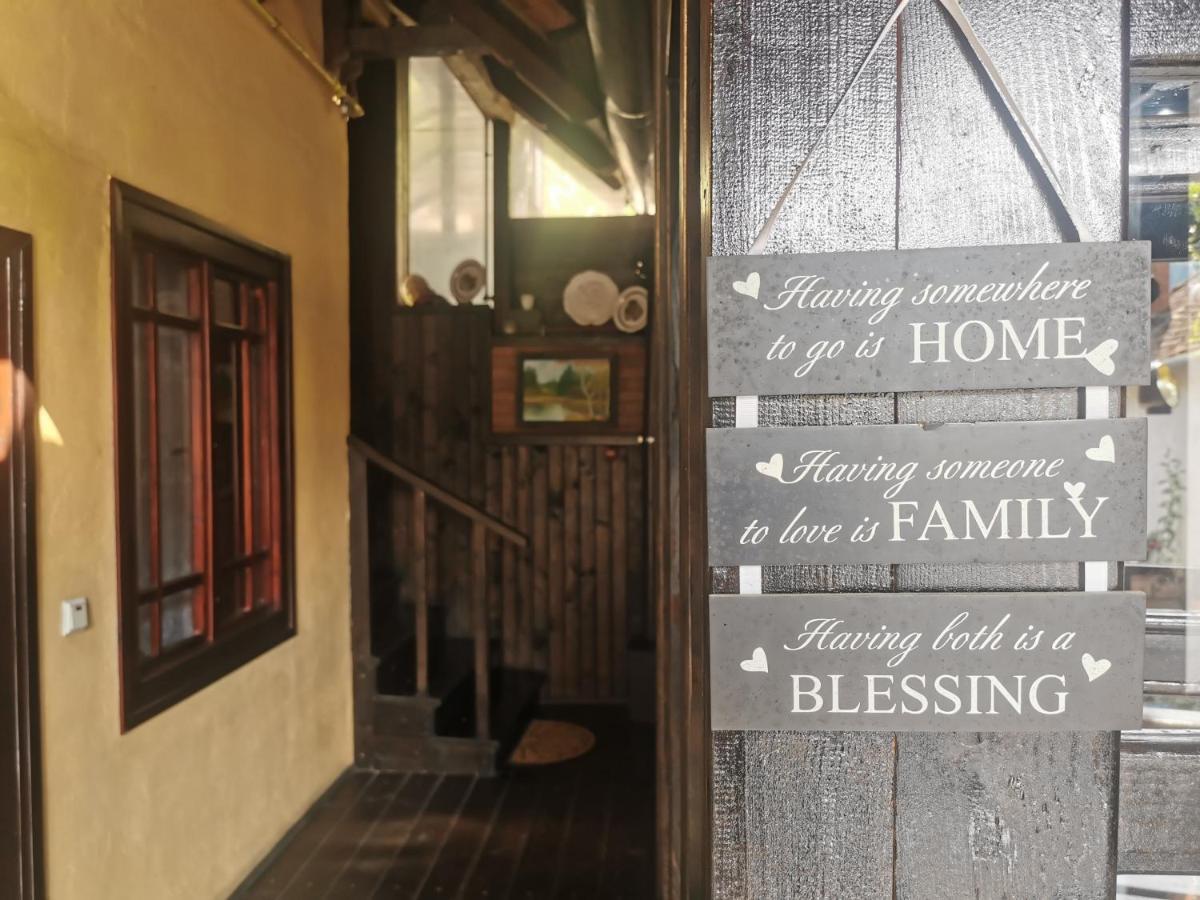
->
0;2;353;896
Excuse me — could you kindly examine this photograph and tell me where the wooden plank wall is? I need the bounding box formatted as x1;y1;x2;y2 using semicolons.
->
709;0;1124;896
389;306;647;701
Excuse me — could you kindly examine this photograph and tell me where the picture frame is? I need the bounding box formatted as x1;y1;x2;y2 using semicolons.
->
517;353;618;428
490;337;645;443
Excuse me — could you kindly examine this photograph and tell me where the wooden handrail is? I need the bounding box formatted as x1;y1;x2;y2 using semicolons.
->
347;435;528;548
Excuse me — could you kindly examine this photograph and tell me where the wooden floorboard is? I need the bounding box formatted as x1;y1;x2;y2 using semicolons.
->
233;706;653;900
240;770;375;899
372;775;475;899
458;769;547;899
416;777;508;899
326;773;440;900
286;773;410;899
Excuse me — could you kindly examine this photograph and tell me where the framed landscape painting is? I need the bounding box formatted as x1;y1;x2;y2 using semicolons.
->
490;338;645;442
519;355;615;425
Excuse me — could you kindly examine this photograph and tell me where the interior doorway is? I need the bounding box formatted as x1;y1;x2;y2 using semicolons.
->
0;225;43;899
335;1;660;892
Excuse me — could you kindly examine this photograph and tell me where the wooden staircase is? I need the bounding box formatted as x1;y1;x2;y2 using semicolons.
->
348;437;541;776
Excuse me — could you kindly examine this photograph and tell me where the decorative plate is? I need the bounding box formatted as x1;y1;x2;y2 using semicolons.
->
449;258;486;304
615;285;649;333
563;270;619;326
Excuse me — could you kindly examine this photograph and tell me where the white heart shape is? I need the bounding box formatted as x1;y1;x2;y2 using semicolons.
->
740;647;768;673
1081;652;1111;682
732;272;760;300
1064;481;1085;499
755;452;784;481
1085;435;1115;464
1085;339;1119;376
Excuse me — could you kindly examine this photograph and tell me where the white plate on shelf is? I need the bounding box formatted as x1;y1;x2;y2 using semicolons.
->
615;285;649;333
563;270;619;326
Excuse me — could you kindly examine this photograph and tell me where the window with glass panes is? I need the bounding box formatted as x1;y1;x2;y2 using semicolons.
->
112;182;294;729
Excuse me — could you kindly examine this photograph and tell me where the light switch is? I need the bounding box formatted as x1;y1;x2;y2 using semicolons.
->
61;597;90;636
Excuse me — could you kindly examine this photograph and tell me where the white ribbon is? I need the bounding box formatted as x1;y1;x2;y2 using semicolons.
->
748;0;1094;255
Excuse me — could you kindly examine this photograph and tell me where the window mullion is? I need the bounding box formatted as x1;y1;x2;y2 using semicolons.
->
267;281;283;607
145;254;162;658
188;264;208;641
200;261;216;644
239;282;254;613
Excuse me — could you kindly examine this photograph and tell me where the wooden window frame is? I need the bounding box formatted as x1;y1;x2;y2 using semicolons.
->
110;181;296;731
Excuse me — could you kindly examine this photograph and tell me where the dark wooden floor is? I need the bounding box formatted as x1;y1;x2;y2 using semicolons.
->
234;706;655;899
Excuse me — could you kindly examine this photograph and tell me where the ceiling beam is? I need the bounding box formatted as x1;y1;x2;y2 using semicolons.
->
348;23;487;58
445;52;516;123
484;59;620;189
444;0;602;123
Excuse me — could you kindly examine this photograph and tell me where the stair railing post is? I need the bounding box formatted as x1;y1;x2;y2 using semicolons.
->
471;522;490;739
412;488;429;695
348;449;373;765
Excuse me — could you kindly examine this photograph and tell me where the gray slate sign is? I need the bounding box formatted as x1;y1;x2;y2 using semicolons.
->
709;591;1145;732
707;419;1146;566
707;241;1150;396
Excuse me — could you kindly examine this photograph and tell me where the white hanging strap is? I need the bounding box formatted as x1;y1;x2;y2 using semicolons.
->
749;0;1094;255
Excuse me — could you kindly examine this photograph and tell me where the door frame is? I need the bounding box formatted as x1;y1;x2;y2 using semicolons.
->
651;0;713;895
1;225;43;899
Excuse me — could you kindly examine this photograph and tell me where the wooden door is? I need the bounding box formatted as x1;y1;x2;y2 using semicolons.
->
0;225;42;899
701;0;1125;896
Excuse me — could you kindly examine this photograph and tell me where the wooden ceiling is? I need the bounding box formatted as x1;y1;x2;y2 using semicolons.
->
502;0;577;36
331;0;625;191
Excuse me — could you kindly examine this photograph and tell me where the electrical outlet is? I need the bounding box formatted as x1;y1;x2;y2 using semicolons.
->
61;597;90;636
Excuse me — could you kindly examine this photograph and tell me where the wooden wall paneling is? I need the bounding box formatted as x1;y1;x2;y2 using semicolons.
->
383;308;644;701
421;315;439;472
467;311;486;507
563;448;581;696
708;0;900;896
516;446;533;669
579;447;597;696
501;448;518;666
548;446;565;695
891;1;1124;897
532;448;549;671
611;452;628;696
483;446;501;642
626;449;647;640
447;315;470;636
596;450;613;697
392;314;419;650
420;316;440;625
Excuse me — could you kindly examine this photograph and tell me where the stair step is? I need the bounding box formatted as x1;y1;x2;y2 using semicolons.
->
376;636;475;699
438;667;545;763
370;734;499;776
373;694;439;737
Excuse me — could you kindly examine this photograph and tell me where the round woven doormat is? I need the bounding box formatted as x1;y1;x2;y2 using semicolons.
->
508;719;596;766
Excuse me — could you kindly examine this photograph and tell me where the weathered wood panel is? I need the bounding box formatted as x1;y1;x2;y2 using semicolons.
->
710;0;1131;896
709;1;900;896
893;2;1124;896
1131;0;1200;61
1118;735;1200;874
386;308;647;700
